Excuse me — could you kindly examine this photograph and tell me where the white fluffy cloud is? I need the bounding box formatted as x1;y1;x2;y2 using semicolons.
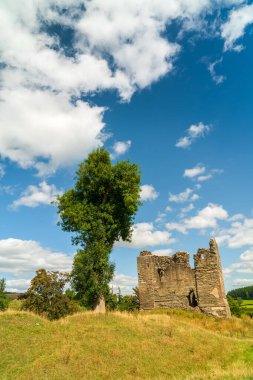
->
228;219;253;248
155;212;167;223
10;181;60;209
5;279;32;293
181;203;195;214
184;165;206;178
169;188;199;203
140;185;159;201
117;222;175;248
218;218;253;248
183;165;223;182
208;58;226;84
223;246;253;287
0;238;73;276
0;89;106;175
228;213;244;222
197;174;213;182
0;1;246;174
221;3;253;51
76;1;185;94
167;203;228;233
175;122;210;149
111;140;132;159
166;222;188;234
0;1;181;174
0;1;129;94
233;278;253;286
153;248;173;256
240;248;253;261
185;203;228;229
224;256;253;280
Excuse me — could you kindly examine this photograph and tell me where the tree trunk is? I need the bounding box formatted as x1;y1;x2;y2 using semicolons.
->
93;295;106;313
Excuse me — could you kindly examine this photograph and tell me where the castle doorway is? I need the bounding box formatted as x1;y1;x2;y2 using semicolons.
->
187;289;198;307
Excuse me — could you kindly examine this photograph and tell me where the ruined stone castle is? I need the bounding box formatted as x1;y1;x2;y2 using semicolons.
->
137;239;231;318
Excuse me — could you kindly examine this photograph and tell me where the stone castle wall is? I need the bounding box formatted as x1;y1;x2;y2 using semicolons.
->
137;239;231;318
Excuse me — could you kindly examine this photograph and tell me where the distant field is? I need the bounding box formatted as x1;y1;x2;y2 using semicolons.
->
241;300;253;315
241;300;253;309
5;292;23;301
1;310;253;380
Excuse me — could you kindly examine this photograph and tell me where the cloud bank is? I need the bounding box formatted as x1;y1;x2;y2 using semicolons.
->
0;1;247;174
0;238;73;276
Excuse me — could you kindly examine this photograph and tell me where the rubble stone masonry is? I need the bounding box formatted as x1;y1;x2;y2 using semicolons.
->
137;239;231;318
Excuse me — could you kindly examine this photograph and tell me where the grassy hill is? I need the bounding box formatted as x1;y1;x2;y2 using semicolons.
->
1;310;253;380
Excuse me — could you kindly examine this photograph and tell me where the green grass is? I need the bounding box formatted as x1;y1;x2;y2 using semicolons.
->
241;300;253;317
1;310;253;379
241;300;253;309
7;299;22;311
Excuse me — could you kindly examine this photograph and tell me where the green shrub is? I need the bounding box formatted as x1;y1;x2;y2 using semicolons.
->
0;279;9;311
105;289;118;311
22;269;79;320
0;297;8;311
117;287;140;312
227;295;242;317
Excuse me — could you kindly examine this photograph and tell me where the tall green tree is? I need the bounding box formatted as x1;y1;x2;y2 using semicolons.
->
56;148;141;309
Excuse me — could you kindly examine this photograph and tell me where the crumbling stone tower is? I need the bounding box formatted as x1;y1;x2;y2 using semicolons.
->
137;239;231;318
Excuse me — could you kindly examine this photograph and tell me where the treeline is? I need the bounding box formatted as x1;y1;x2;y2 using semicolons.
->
227;285;253;300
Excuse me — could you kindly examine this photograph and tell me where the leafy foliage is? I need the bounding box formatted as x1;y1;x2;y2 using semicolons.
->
105;287;140;312
22;269;79;320
104;289;118;311
117;287;140;312
0;279;9;311
227;285;253;300
56;148;141;309
71;245;115;309
227;296;242;317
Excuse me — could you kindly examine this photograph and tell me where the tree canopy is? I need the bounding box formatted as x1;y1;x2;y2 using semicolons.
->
56;148;141;309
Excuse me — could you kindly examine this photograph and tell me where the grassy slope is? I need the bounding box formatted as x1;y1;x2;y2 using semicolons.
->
0;310;253;380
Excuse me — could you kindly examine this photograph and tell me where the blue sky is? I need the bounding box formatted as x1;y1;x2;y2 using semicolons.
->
0;0;253;294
